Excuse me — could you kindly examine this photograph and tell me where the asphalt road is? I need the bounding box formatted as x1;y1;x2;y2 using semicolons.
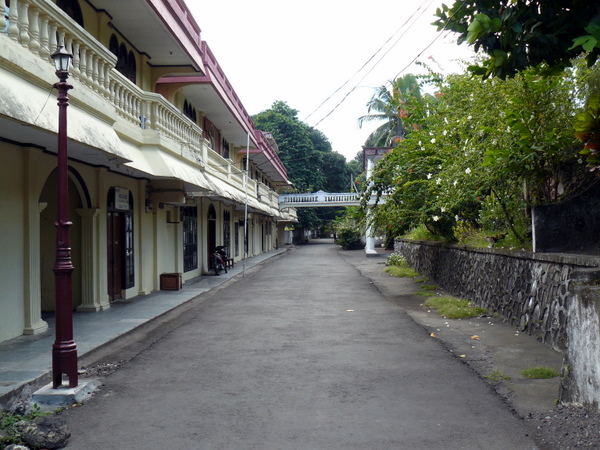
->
60;240;538;449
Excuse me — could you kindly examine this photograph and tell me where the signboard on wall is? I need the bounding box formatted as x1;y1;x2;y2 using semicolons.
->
115;187;130;210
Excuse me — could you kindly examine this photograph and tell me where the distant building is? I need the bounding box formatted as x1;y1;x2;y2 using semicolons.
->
0;0;296;344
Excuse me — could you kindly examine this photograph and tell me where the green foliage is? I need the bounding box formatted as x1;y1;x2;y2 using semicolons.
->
484;370;512;381
434;1;600;79
385;265;419;278
1;405;52;446
358;74;428;147
403;225;444;242
253;101;357;231
362;60;596;245
425;296;487;319
336;227;364;250
386;253;408;267
521;367;560;379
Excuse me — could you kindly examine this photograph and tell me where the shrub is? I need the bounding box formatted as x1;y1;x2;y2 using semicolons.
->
336;227;364;250
386;253;408;267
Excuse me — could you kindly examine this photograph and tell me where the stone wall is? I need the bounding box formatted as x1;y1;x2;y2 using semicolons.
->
560;285;600;407
394;239;600;352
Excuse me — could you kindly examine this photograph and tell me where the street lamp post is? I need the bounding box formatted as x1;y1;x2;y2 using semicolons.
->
50;44;78;389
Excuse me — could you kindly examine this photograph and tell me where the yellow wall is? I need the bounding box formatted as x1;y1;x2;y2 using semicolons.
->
0;144;25;341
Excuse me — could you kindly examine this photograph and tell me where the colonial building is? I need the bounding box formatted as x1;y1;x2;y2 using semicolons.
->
0;0;296;344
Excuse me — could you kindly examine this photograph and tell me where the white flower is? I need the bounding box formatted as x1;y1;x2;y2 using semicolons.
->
433;215;440;222
467;115;472;120
430;138;436;144
578;158;583;164
465;167;471;174
441;207;446;212
436;178;442;185
453;180;458;187
427;173;432;179
443;130;448;136
455;215;460;221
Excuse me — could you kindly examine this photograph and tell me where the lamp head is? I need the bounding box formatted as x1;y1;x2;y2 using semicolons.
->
51;45;73;81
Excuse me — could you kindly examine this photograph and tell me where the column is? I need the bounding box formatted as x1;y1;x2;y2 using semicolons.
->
76;208;109;311
365;155;377;255
23;201;49;335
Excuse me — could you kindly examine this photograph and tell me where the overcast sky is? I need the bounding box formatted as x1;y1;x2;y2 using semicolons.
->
188;0;476;161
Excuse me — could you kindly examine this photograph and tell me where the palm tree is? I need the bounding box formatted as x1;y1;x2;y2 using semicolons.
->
358;74;422;147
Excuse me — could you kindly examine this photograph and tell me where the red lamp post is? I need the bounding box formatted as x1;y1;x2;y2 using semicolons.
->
50;45;78;389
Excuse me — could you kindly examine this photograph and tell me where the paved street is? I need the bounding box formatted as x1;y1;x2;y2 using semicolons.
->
60;240;538;449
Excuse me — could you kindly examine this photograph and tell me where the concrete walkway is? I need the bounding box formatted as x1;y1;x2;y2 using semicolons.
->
0;248;290;406
57;240;540;449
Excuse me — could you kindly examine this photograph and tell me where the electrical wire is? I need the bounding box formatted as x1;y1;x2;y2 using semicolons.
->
309;0;468;130
307;0;437;128
303;0;434;123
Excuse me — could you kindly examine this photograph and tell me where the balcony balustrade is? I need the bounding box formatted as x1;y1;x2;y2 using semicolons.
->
0;0;282;207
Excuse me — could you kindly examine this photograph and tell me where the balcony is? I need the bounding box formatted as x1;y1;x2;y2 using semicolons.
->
0;0;287;216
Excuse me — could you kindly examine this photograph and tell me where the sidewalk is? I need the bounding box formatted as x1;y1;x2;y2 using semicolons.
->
340;247;565;418
0;247;290;407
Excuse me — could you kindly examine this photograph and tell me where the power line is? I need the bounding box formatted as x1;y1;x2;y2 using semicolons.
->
307;0;437;128
392;0;469;81
303;0;434;123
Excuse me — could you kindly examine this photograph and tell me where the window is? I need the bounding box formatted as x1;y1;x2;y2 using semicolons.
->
182;206;198;272
57;0;84;27
183;100;197;123
109;34;137;83
222;138;230;159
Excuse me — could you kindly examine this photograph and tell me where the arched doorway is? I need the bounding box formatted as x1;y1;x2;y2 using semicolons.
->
107;187;134;301
207;204;216;269
39;170;83;311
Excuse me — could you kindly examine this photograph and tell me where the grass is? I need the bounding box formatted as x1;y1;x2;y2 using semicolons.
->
521;367;560;379
484;370;512;381
403;224;444;242
420;284;440;291
415;291;436;297
424;296;487;319
0;406;54;447
385;266;419;278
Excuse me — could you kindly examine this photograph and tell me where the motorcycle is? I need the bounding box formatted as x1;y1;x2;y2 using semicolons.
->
210;246;228;275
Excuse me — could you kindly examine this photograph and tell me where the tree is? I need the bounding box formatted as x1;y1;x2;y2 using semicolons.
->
363;62;594;245
253;101;355;232
253;101;325;192
434;0;600;79
358;74;423;147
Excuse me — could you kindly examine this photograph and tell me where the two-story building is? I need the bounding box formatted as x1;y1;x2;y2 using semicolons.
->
0;0;296;344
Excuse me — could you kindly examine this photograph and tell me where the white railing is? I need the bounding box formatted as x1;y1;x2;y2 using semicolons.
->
279;191;363;207
0;0;285;208
1;0;116;96
0;0;206;166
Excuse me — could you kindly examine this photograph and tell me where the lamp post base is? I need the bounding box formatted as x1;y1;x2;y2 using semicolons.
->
52;343;78;388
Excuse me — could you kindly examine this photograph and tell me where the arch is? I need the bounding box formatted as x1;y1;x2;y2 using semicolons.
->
39;169;84;312
109;34;119;56
127;50;136;83
117;43;127;75
57;0;84;28
68;165;92;208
